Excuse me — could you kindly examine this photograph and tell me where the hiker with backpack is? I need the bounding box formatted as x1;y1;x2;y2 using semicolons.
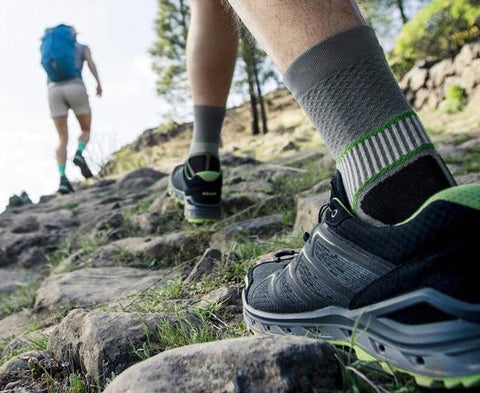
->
40;24;102;194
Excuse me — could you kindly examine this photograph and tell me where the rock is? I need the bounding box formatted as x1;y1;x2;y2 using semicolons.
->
0;269;40;295
293;191;330;235
33;267;177;312
0;311;32;340
102;335;341;393
47;309;200;380
184;248;222;285
209;215;288;252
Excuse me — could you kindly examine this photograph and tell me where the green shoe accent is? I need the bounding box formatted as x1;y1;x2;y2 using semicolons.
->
352;343;480;389
427;183;480;210
197;170;221;182
400;184;480;224
186;216;219;225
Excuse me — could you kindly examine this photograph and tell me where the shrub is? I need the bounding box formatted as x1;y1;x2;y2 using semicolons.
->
440;83;467;113
388;0;480;77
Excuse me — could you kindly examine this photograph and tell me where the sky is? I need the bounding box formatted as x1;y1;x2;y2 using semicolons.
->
0;0;176;212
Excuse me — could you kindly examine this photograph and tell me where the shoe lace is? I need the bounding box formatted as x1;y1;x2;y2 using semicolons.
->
318;197;331;222
302;197;332;242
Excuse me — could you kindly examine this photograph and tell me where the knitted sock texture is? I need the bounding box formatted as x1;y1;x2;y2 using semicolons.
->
283;25;455;225
188;105;225;159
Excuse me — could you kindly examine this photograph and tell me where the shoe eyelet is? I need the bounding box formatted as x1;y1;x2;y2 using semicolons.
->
330;209;338;218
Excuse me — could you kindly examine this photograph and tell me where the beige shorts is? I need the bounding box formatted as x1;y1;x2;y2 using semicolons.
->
48;81;91;118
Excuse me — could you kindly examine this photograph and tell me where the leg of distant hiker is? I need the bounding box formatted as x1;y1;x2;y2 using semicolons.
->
186;0;238;167
75;112;91;155
53;116;75;194
73;112;94;178
226;0;455;225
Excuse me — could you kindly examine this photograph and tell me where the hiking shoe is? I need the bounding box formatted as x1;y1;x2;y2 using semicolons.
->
242;171;480;389
168;154;222;223
57;176;75;194
73;152;93;179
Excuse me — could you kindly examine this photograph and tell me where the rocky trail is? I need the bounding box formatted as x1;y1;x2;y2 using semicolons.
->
1;41;480;393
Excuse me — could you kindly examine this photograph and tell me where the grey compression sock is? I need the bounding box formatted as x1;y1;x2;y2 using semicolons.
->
188;105;225;159
283;25;455;225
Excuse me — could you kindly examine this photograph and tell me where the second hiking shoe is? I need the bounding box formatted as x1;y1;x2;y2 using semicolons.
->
168;154;222;223
73;152;93;179
242;171;480;389
57;176;75;195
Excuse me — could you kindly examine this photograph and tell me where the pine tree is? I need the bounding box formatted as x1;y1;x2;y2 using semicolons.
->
150;0;190;105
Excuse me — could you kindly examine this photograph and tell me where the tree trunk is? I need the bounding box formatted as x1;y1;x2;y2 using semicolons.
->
178;0;189;41
248;75;260;135
395;0;408;24
242;36;260;135
253;57;268;134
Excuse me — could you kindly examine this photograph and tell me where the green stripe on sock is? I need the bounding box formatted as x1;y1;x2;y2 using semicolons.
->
337;110;416;163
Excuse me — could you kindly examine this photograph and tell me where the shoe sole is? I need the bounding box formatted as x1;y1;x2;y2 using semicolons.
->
57;190;74;195
57;185;74;194
167;178;222;223
73;157;93;179
243;287;480;389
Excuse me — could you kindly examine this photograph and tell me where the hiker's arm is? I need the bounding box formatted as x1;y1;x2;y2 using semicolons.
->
84;47;102;97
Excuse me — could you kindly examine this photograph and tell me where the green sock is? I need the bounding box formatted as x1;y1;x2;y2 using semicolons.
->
58;163;66;178
77;141;87;154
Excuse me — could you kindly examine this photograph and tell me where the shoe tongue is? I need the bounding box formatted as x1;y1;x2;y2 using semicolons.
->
187;155;220;174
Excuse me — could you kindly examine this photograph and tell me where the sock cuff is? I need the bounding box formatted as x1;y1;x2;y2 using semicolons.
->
336;112;435;209
58;163;66;176
77;141;87;152
189;141;221;157
283;25;383;99
194;105;226;128
190;105;225;157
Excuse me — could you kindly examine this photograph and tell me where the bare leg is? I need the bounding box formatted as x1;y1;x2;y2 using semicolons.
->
53;116;69;165
187;0;238;106
226;0;364;73
75;112;91;145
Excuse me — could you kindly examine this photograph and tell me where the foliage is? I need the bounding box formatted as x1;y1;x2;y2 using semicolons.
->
440;84;467;113
271;157;335;196
235;26;281;135
150;1;281;128
131;310;222;362
150;0;190;105
358;0;432;49
0;283;40;318
68;374;87;393
6;191;32;210
47;239;73;271
388;0;480;77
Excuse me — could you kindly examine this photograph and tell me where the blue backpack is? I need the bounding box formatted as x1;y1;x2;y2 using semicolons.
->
40;24;78;82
